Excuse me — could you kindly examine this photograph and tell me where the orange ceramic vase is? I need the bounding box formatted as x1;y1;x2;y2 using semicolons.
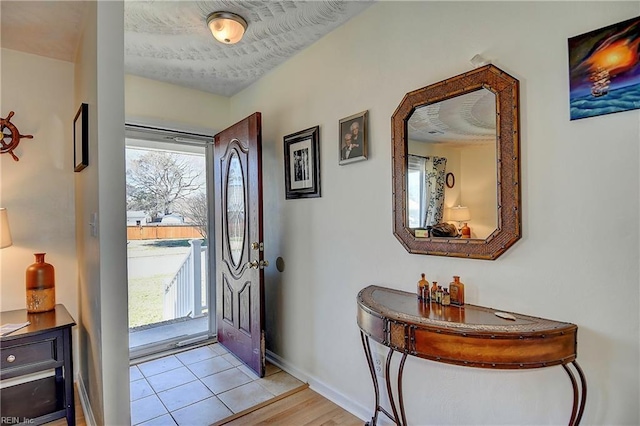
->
26;253;56;313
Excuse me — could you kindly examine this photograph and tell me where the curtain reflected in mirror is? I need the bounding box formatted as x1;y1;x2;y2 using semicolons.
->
408;155;447;228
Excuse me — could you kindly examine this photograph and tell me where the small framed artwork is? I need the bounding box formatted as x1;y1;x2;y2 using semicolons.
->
74;103;88;172
284;125;320;199
339;110;368;165
568;16;640;120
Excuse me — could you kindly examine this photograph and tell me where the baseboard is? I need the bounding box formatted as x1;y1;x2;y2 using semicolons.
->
265;349;370;423
265;350;309;382
76;375;97;426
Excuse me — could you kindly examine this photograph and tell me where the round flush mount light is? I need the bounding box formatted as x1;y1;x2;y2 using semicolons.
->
207;12;248;44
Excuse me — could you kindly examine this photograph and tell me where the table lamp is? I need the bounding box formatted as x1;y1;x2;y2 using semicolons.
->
1;208;12;248
449;205;471;238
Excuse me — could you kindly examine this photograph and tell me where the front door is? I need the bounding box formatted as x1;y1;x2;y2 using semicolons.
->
213;113;265;377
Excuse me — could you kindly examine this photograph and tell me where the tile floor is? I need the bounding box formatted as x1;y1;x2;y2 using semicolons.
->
130;343;305;426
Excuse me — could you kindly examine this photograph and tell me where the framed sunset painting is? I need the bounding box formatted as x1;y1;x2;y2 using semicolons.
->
568;16;640;120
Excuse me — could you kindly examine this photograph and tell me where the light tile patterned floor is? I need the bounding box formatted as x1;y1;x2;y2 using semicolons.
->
130;343;304;426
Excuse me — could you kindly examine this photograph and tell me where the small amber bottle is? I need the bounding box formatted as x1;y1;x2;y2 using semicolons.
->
430;281;438;301
417;273;429;301
26;253;56;313
450;276;465;306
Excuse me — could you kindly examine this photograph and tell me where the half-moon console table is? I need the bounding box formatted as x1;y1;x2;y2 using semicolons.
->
357;285;586;426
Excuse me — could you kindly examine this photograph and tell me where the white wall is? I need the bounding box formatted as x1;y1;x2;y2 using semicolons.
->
460;144;497;239
125;74;229;133
74;3;103;421
0;48;78;361
74;1;129;424
95;3;129;424
230;2;639;424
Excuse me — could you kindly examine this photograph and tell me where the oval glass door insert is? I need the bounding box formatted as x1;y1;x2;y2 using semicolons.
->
226;151;245;267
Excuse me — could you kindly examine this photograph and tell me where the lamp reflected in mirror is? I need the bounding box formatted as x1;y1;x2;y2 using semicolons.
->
449;205;471;238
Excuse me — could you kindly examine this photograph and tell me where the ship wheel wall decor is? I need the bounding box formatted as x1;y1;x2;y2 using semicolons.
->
1;111;33;161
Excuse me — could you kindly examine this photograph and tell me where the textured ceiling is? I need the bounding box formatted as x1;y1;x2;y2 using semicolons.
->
125;0;373;96
2;1;496;140
408;89;497;145
1;1;372;97
1;1;88;62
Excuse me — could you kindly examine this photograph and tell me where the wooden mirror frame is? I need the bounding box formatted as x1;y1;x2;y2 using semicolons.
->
392;65;521;260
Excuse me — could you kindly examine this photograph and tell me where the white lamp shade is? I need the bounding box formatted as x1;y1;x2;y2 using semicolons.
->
1;208;13;248
449;205;471;222
207;12;247;44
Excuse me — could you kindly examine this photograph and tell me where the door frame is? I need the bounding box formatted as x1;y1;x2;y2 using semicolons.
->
125;123;217;360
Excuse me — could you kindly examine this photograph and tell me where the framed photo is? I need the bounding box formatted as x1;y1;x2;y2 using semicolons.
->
74;103;88;172
284;125;320;199
339;110;367;165
568;16;640;120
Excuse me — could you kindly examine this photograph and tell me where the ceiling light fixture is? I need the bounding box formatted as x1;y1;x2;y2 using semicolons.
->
207;12;247;45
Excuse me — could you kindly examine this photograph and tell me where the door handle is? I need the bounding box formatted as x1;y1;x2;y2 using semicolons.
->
259;260;269;269
246;260;259;269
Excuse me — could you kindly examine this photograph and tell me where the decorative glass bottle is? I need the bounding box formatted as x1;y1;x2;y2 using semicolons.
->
461;223;471;238
450;275;465;306
436;285;443;304
26;253;56;313
417;273;430;301
430;281;438;301
442;288;451;306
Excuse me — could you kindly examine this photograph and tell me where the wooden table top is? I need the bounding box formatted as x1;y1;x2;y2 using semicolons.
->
358;285;575;336
1;304;76;340
357;286;577;368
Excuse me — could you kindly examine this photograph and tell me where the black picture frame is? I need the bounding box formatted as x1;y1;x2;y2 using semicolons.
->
284;126;320;199
339;110;368;165
74;103;88;172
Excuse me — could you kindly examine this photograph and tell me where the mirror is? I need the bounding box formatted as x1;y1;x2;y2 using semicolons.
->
392;65;521;260
407;88;497;240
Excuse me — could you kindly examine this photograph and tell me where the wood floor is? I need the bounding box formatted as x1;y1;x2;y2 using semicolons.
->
46;384;361;425
46;386;86;426
220;387;362;426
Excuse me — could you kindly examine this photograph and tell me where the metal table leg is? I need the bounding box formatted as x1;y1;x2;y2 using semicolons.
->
360;332;401;425
361;332;381;426
397;352;408;426
563;361;587;426
385;348;401;425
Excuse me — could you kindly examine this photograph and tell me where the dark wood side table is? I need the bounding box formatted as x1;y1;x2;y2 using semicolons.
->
357;285;586;426
1;304;76;425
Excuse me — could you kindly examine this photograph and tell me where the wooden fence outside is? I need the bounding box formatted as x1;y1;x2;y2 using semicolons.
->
127;225;202;240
